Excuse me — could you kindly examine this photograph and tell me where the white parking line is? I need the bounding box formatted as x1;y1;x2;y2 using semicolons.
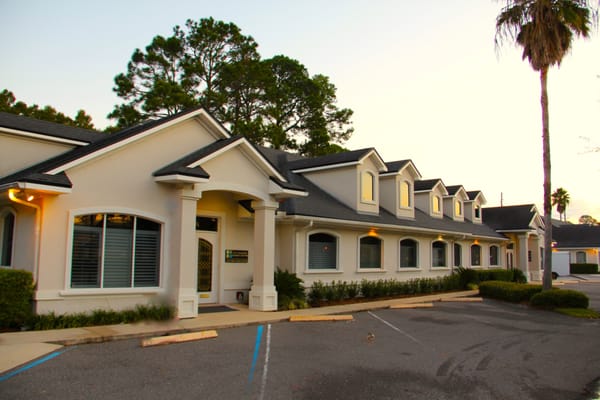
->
368;311;423;346
258;324;272;400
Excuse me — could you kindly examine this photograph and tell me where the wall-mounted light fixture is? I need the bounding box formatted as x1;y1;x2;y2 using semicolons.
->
368;228;378;237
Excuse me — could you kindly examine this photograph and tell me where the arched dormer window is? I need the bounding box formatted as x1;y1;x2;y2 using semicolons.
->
361;171;375;202
400;181;411;208
432;196;441;214
307;232;338;270
0;209;16;267
455;200;463;216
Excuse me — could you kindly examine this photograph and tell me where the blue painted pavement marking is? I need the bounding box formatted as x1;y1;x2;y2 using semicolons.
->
0;348;71;382
248;325;264;385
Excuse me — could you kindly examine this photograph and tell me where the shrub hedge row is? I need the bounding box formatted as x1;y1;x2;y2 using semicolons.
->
28;305;175;330
478;281;543;303
0;269;34;329
308;275;462;306
570;263;599;274
456;267;527;288
530;289;589;309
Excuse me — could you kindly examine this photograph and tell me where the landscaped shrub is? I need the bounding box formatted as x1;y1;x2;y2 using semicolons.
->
456;267;527;289
530;289;589;309
0;269;34;329
570;263;599;274
274;268;307;310
306;275;463;306
28;304;175;330
479;281;543;303
307;281;326;306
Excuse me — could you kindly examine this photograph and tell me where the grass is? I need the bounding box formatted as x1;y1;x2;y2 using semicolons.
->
554;308;600;319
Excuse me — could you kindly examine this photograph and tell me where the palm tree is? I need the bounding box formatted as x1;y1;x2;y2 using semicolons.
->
551;187;571;221
495;0;596;290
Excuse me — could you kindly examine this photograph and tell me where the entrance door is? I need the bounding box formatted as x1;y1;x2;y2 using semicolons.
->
197;232;218;303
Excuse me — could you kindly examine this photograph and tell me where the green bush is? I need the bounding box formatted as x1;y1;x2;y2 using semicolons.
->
306;275;463;306
274;268;307;310
307;281;326;305
530;289;589;309
28;304;175;330
0;269;34;329
570;263;599;274
479;281;543;303
456;267;526;289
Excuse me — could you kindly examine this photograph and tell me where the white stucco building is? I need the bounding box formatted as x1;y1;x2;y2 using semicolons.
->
0;108;545;318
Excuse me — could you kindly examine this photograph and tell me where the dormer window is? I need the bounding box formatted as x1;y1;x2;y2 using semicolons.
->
400;181;411;208
455;200;462;216
432;196;441;213
361;171;375;202
475;205;481;219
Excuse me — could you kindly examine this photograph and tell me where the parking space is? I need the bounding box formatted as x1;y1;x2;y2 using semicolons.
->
2;295;600;400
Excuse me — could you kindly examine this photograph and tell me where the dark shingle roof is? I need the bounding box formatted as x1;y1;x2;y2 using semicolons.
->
414;179;443;192
445;185;464;196
553;225;600;248
482;205;537;231
466;190;482;201
0;111;103;144
384;160;410;172
0;107;213;187
153;136;244;179
287;148;377;171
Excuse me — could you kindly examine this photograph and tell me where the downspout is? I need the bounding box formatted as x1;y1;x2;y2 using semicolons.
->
8;188;41;284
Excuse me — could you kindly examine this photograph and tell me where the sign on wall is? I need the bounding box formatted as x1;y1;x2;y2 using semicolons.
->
225;249;249;263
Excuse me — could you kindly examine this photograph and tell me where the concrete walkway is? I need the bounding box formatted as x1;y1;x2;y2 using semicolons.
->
0;290;478;375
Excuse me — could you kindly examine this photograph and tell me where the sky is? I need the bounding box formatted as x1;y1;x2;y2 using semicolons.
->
1;0;599;222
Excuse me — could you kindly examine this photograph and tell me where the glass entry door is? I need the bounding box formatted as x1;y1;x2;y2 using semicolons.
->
197;232;218;303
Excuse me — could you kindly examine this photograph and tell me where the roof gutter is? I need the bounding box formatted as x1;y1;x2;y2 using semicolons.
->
281;214;507;241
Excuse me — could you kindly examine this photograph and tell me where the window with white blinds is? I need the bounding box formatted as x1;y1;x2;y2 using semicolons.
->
70;213;160;289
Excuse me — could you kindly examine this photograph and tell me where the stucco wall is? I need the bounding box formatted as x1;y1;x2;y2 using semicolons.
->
33;119;232;314
0;133;75;177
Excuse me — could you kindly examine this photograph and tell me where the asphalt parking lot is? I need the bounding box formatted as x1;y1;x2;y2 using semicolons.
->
2;284;600;400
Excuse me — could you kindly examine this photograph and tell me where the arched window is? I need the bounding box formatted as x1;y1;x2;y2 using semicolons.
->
308;233;338;270
71;213;161;288
400;239;418;268
575;251;587;264
454;243;462;267
0;210;16;267
432;241;447;267
455;200;462;216
360;236;382;269
489;245;499;266
432;196;441;214
361;172;375;202
400;181;411;208
471;244;482;266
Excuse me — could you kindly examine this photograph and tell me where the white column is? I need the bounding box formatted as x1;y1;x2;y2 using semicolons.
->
249;200;279;311
172;187;201;318
518;234;530;281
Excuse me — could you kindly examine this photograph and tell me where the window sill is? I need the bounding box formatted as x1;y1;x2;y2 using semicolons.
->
303;270;343;274
60;288;164;297
430;267;451;271
356;268;387;273
397;268;422;272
